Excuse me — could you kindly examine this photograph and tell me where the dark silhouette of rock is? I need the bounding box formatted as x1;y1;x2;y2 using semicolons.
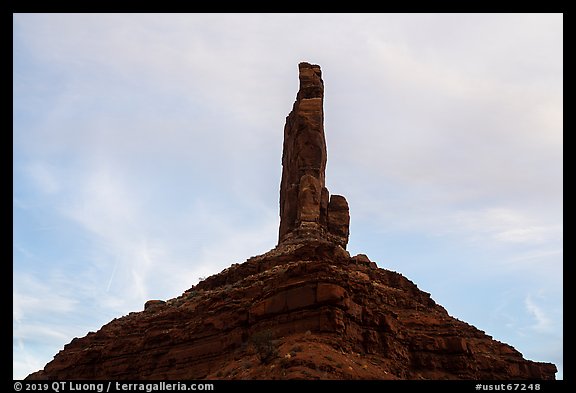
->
26;63;557;381
278;62;350;249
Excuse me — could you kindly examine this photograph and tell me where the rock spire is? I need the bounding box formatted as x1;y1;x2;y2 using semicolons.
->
278;62;350;248
25;62;557;381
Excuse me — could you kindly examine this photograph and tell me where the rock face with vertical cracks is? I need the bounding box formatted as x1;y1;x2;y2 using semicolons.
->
26;63;556;381
278;62;349;249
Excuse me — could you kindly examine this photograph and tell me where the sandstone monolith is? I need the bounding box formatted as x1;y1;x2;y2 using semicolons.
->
278;62;349;248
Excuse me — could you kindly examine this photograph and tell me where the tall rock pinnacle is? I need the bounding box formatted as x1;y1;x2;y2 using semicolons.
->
26;62;557;381
278;62;350;248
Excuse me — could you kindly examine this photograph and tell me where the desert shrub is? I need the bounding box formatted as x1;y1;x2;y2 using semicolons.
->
251;330;279;364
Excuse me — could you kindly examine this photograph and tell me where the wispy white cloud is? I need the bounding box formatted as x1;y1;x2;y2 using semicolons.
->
20;159;279;310
507;249;563;265
24;162;61;195
524;294;554;334
60;166;169;306
13;272;81;379
13;242;35;260
452;208;562;245
13;274;78;323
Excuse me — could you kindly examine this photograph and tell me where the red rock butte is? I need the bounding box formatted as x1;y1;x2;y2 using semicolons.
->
26;63;557;380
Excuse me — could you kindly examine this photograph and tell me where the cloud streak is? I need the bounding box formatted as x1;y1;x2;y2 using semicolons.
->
525;295;554;334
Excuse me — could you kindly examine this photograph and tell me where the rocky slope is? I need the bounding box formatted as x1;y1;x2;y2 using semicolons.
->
26;62;556;380
26;240;556;380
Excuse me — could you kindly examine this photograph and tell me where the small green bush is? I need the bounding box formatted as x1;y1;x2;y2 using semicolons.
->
251;330;279;364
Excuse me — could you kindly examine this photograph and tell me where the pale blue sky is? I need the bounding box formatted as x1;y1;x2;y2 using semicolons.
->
13;13;563;379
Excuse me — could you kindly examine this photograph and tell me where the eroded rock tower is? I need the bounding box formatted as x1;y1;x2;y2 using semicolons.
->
25;62;557;381
279;62;349;248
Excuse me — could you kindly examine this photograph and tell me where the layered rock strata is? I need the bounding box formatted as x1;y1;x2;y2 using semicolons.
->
27;242;556;380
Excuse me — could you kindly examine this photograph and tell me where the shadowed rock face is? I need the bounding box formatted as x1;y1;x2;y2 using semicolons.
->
278;62;349;249
26;63;556;381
